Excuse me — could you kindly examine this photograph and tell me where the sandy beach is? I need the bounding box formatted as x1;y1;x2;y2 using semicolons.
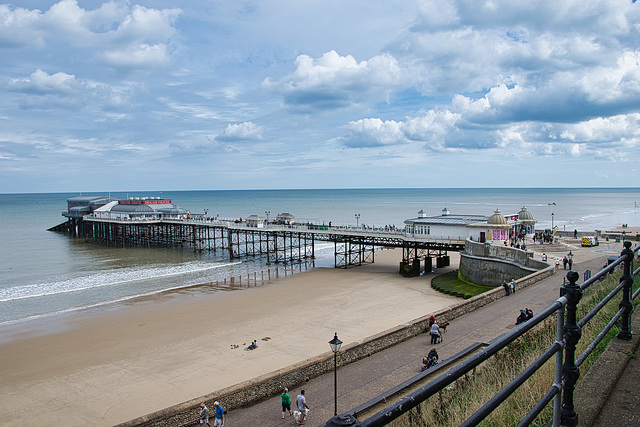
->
0;248;461;426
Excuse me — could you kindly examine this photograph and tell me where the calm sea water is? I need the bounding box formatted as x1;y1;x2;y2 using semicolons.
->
0;188;638;325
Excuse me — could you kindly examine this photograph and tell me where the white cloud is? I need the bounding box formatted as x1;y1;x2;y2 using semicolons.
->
340;118;405;147
9;69;80;94
263;50;405;111
215;122;264;142
0;1;180;69
0;4;43;47
100;43;170;69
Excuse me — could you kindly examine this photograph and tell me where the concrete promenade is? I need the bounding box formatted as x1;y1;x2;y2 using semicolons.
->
221;240;633;427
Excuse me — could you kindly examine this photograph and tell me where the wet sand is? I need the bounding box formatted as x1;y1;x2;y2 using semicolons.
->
0;248;461;426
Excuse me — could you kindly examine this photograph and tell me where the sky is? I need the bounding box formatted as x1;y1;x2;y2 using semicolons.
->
1;0;639;193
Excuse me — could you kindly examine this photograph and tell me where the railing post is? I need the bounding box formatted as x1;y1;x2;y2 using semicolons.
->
617;241;634;340
561;270;582;426
553;304;565;427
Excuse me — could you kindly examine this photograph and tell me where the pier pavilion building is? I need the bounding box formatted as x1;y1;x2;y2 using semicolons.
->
75;196;188;220
63;195;116;219
404;207;536;243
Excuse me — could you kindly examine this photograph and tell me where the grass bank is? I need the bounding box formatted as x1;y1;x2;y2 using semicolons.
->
431;271;494;299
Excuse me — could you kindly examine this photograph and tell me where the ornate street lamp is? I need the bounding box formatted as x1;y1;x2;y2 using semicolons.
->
551;212;554;229
355;214;360;228
329;332;343;416
265;210;270;226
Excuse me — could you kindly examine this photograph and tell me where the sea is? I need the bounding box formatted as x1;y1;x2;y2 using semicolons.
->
1;188;638;327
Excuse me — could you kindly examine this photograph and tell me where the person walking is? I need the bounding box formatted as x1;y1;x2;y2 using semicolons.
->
563;256;568;269
430;321;441;344
281;387;293;419
199;403;211;427
296;389;310;425
568;257;573;270
213;401;224;427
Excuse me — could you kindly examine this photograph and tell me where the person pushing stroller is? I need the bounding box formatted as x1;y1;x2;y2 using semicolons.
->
430;320;441;344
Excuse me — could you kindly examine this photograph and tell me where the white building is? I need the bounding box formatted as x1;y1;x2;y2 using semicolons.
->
246;214;265;227
276;212;295;225
92;197;188;220
404;207;535;243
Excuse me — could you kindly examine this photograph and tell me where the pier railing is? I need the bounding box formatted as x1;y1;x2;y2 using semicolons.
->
330;241;639;427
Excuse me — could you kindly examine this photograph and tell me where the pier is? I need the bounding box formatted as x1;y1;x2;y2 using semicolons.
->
50;216;465;274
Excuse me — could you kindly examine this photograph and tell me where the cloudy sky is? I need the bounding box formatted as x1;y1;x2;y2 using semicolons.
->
1;0;639;193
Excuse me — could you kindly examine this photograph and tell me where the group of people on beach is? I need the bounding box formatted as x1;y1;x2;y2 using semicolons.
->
244;340;259;351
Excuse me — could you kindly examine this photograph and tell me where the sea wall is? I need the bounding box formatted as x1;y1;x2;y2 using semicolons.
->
115;264;555;427
460;240;548;286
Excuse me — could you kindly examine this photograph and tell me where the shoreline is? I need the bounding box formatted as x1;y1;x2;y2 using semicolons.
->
0;258;317;339
0;248;462;426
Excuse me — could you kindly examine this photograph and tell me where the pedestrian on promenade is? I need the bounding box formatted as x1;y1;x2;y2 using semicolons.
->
502;280;510;296
563;256;568;269
510;278;516;294
429;315;436;328
199;403;211;427
430;321;441;344
555;259;560;270
542;253;547;262
296;389;310;425
281;387;293;419
568;257;573;270
213;401;224;427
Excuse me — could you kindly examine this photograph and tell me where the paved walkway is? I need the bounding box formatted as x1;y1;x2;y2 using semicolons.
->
222;240;626;427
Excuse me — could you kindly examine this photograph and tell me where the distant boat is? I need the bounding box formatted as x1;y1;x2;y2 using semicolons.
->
548;202;556;205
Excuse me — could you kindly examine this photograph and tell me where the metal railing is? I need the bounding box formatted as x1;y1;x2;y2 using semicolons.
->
327;241;639;427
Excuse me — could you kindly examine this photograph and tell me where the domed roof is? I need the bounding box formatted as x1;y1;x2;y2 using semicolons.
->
488;209;507;225
518;206;534;221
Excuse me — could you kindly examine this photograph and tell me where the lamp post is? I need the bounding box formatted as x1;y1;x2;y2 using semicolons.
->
551;212;554;229
265;210;270;227
622;230;626;242
329;332;343;416
355;214;360;228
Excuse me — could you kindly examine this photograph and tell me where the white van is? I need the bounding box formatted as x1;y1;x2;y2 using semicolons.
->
581;236;599;247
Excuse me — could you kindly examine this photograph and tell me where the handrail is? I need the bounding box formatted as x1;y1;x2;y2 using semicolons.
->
341;241;639;427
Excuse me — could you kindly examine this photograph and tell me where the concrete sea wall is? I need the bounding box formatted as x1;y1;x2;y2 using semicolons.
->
460;240;548;286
